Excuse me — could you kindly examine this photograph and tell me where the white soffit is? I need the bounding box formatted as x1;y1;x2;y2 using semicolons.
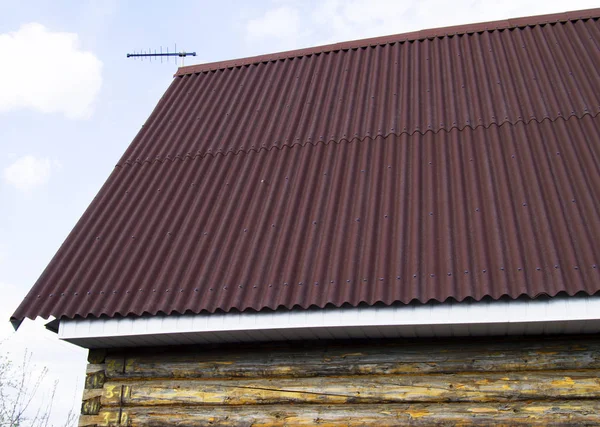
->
58;295;600;348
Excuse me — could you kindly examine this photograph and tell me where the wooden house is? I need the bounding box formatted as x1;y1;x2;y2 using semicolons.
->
11;8;600;426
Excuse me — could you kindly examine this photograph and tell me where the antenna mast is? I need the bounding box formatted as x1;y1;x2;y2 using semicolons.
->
127;45;196;66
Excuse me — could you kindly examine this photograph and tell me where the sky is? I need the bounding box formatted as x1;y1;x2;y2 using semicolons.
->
0;0;598;424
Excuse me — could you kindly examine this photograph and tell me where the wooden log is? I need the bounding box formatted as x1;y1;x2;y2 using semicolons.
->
88;349;107;364
100;371;600;407
106;337;600;380
91;401;600;426
86;370;106;390
82;354;108;423
81;396;101;416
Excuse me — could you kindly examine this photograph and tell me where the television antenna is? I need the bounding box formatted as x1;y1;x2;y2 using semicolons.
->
127;44;196;66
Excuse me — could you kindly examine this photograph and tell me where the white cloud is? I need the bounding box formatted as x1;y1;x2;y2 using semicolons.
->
0;23;102;119
4;155;53;191
246;6;305;51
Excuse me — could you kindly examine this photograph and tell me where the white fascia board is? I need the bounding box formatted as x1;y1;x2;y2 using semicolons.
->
58;295;600;348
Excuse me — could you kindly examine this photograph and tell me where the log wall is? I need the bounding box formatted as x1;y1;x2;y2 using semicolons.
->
78;335;600;426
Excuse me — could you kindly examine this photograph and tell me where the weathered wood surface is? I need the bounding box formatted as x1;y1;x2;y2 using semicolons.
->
105;337;600;380
81;336;600;426
80;349;108;426
79;401;600;426
100;371;600;407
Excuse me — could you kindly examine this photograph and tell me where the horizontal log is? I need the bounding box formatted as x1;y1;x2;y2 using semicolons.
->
91;401;600;426
87;364;106;375
100;371;600;406
88;349;106;364
81;396;101;416
106;337;600;379
85;370;106;390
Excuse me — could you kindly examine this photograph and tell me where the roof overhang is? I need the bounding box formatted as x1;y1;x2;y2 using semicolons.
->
58;295;600;348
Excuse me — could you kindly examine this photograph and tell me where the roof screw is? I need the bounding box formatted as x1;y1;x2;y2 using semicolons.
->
574;266;579;270
447;273;452;276
555;265;559;269
330;280;334;283
593;264;597;269
482;269;487;273
522;203;527;207
315;282;318;286
500;267;505;271
518;268;522;271
430;274;435;277
397;276;400;279
379;278;383;281
536;267;541;271
356;218;360;222
299;282;303;285
464;270;469;274
413;274;417;278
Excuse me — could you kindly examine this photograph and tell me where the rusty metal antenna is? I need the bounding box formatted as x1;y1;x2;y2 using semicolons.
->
127;44;196;66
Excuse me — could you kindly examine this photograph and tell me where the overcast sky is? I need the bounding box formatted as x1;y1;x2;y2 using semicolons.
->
1;0;598;423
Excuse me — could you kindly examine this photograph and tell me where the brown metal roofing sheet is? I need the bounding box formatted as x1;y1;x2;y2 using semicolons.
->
11;10;600;323
11;114;600;321
125;17;600;166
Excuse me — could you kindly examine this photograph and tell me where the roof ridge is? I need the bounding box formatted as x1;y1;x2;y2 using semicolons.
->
118;111;599;167
176;8;600;76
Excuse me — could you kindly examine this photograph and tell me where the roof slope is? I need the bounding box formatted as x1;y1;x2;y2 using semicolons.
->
12;9;600;324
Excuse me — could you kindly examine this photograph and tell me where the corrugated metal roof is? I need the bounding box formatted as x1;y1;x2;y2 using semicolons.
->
124;14;600;164
11;9;600;324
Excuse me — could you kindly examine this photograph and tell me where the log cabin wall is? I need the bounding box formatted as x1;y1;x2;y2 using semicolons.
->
78;334;600;426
